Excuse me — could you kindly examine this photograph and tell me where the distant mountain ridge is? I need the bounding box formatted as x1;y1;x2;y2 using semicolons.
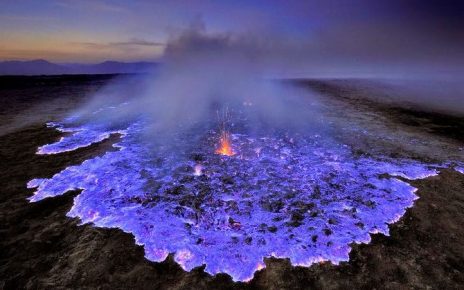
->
0;59;158;75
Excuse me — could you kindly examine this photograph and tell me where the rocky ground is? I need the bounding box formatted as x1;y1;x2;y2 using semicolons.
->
1;76;463;289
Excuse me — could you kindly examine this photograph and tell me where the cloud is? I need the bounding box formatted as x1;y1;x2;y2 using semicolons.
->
108;39;165;47
54;0;128;13
75;38;165;49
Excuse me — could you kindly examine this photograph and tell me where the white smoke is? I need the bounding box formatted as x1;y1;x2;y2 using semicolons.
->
72;24;325;145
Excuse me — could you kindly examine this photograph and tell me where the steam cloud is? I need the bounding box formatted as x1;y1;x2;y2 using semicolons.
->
72;24;326;147
70;14;464;142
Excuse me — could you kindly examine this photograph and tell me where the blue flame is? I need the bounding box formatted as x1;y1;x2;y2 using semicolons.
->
27;113;445;282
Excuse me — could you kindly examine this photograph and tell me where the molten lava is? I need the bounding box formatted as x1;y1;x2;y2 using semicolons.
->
216;130;235;156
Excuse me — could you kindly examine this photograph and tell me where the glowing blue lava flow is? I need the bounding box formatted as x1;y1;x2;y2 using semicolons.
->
28;117;441;282
36;122;126;155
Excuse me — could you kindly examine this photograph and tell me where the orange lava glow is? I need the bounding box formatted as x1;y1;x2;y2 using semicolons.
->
215;131;235;156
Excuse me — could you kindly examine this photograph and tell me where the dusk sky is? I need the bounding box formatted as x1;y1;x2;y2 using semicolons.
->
1;0;463;74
